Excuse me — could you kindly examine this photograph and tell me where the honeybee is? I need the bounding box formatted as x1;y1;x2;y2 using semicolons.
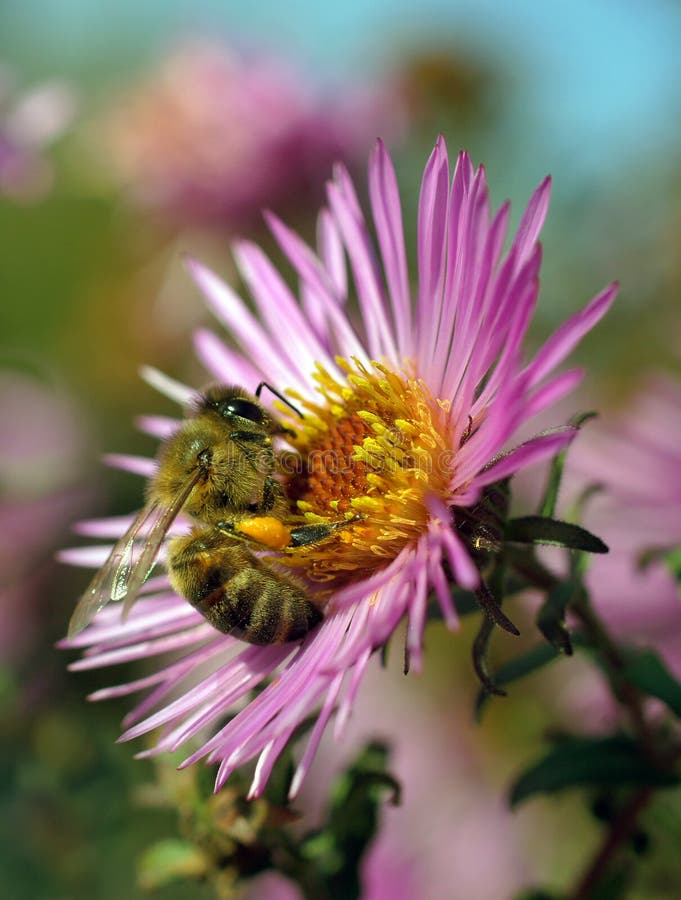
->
68;383;353;644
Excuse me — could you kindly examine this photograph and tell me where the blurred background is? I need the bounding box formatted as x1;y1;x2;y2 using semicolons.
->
2;1;681;898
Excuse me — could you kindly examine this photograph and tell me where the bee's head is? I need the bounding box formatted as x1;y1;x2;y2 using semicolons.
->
194;384;263;423
193;384;294;435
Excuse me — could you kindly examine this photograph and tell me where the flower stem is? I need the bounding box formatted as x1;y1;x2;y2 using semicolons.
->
568;786;653;900
569;591;658;762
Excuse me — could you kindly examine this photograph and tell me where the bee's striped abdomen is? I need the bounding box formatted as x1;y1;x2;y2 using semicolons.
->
167;529;322;645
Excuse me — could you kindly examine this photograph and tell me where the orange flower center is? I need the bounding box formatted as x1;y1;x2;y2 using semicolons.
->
277;358;458;585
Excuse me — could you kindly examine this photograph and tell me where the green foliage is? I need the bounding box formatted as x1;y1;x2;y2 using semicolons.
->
475;642;563;718
536;581;582;655
505;516;608;554
509;736;680;809
133;741;400;900
663;548;681;585
586;866;631;900
137;840;209;890
300;742;401;900
620;649;681;719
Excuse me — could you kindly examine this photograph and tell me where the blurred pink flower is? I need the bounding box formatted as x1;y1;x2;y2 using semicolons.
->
62;139;615;796
0;373;90;663
99;41;403;229
0;66;75;200
277;658;533;900
566;374;681;676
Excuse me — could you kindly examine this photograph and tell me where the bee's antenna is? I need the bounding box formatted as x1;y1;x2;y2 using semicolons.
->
255;382;304;419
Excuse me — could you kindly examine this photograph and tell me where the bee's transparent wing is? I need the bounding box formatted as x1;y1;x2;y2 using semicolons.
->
67;472;201;639
119;473;201;622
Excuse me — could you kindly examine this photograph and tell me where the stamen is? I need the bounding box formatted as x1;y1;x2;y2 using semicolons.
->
279;358;459;584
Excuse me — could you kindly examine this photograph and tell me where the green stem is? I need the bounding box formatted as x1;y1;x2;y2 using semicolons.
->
472;615;506;696
570;591;658;764
508;548;659;760
506;548;679;899
471;561;512;695
568;787;653;900
275;836;335;900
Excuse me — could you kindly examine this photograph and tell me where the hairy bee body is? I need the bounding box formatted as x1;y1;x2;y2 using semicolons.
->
68;383;341;644
168;527;321;644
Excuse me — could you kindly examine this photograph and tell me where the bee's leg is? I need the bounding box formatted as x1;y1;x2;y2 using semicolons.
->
260;476;289;516
288;514;362;548
167;527;321;644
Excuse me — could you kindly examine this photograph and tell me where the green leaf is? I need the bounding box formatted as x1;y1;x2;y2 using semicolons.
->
475;634;588;718
475;643;562;718
505;516;608;554
509;735;679;808
137;838;209;890
621;649;681;718
537;581;582;654
302;742;400;900
587;865;631;900
664;547;681;583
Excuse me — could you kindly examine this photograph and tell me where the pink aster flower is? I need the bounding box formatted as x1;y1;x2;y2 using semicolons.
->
97;40;402;229
62;138;616;796
565;374;681;678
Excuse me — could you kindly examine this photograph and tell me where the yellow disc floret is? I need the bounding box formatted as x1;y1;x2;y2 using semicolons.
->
280;358;457;583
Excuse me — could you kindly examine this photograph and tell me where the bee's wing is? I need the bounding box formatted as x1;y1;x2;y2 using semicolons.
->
67;472;202;639
119;473;201;622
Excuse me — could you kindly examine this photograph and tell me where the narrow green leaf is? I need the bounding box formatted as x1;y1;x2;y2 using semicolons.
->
509;735;679;808
621;649;681;718
476;643;561;718
137;839;209;890
537;581;581;654
506;516;608;554
475;635;588;718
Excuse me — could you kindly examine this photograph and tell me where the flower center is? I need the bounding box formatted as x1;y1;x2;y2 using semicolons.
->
279;358;457;584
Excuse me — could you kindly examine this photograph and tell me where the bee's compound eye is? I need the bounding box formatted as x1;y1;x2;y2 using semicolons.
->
221;398;265;423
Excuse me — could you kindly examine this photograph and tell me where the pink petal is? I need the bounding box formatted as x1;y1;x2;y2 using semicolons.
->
186;257;306;392
475;428;576;488
327;167;398;361
523;283;618;388
192;328;263;388
520;368;585;423
139;366;194;405
368;139;412;358
135;415;180;439
233;238;336;381
317;208;347;300
289;670;345;799
416;137;450;370
511;175;551;266
58;545;114;568
263;212;369;361
102;453;156;477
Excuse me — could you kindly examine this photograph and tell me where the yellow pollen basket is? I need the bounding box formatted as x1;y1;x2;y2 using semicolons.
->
236;517;292;551
279;358;457;584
